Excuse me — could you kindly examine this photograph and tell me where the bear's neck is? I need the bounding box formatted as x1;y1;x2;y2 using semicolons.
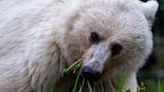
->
24;42;68;92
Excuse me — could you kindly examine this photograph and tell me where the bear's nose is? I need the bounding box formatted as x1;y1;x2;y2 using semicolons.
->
82;66;101;81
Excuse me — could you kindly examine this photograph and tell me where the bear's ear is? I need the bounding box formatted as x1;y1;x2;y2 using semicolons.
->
140;0;159;25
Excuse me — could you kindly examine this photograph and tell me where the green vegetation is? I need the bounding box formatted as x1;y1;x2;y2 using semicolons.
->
50;59;162;92
49;80;53;92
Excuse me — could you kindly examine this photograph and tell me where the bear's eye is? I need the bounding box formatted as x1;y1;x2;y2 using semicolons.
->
111;43;122;57
90;32;100;44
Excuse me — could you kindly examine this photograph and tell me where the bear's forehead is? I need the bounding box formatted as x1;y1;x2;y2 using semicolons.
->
71;0;148;42
75;8;146;38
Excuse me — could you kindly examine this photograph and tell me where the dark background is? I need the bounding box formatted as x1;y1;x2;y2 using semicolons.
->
137;0;164;91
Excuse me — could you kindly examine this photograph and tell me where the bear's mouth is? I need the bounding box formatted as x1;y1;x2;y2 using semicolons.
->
60;58;118;92
63;59;102;83
63;58;103;82
64;59;105;82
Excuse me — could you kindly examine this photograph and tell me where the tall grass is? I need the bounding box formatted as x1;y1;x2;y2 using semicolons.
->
49;59;162;92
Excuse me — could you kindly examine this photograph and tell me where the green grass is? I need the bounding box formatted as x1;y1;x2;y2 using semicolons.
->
93;83;96;92
72;67;82;92
138;79;163;92
119;74;126;92
63;58;82;74
108;80;116;92
87;80;93;92
79;78;85;92
49;80;53;92
158;80;161;92
50;59;163;92
100;80;105;92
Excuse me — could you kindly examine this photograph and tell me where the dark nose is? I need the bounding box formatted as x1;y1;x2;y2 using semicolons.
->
82;66;101;81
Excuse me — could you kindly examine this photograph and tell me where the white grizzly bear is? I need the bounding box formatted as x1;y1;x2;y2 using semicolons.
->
0;0;158;92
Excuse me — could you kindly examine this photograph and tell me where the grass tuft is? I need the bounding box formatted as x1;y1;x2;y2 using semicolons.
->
50;58;162;92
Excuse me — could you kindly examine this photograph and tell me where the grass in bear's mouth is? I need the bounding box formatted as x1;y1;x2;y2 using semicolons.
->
62;58;127;92
49;59;162;92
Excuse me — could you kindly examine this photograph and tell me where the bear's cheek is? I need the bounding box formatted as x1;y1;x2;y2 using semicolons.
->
79;35;90;55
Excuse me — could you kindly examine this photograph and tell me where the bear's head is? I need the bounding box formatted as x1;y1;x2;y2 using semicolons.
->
54;0;158;82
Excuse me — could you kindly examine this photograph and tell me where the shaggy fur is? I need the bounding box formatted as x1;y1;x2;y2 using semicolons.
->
0;0;158;92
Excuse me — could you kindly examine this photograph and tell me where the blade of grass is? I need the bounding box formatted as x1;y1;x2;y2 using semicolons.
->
49;80;53;92
119;74;126;92
108;80;116;92
157;79;161;92
72;68;82;92
64;58;82;74
100;80;105;92
87;80;93;92
93;83;96;92
79;78;86;92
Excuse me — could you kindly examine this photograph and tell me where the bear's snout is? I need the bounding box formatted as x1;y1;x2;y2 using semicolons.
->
82;43;111;81
82;66;101;81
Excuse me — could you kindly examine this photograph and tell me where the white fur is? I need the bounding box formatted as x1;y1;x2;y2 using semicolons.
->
0;0;158;92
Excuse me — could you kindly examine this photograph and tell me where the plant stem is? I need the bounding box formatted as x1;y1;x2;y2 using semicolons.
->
87;80;93;92
49;80;53;92
72;68;82;92
119;74;126;92
79;78;85;92
108;80;116;92
64;58;82;73
157;79;161;92
93;83;96;92
100;80;105;92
